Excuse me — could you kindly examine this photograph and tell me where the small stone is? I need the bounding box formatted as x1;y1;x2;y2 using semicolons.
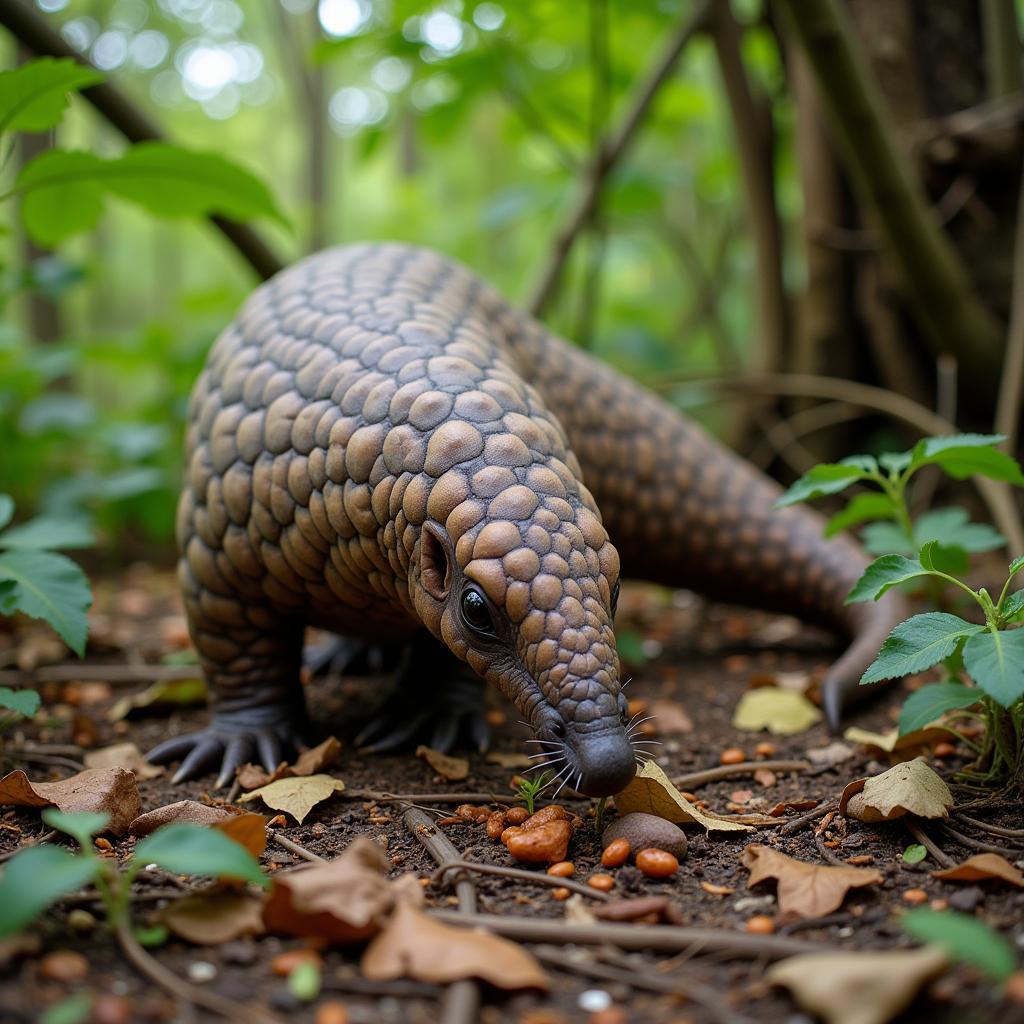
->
602;813;687;861
221;940;258;966
948;886;984;913
92;995;133;1024
67;909;96;932
269;989;301;1012
1004;972;1024;1004
187;961;217;983
39;950;88;982
577;989;612;1012
271;948;321;976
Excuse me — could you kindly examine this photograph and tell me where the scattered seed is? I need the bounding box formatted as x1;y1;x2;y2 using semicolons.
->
720;748;745;765
700;881;735;896
506;806;530;825
601;839;631;868
39;950;89;983
847;854;874;865
486;810;508;841
902;888;929;905
547;861;574;878
67;909;97;932
552;887;571;901
1004;972;1024;1005
587;874;615;892
636;848;678;878
745;915;775;934
933;741;956;759
271;949;321;977
315;1002;350;1024
755;741;776;758
522;805;569;830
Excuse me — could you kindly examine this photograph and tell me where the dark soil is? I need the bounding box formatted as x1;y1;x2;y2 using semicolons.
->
1;567;1022;1024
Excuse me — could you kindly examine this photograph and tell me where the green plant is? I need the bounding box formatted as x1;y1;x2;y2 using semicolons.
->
0;809;267;940
778;434;1024;780
902;908;1016;983
515;771;556;815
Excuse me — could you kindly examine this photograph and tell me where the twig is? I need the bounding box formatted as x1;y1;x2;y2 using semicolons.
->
659;371;1024;553
11;751;85;772
781;800;837;835
434;859;610;903
0;663;200;686
940;822;1024;857
0;828;55;864
342;790;523;806
0;0;283;281
115;917;280;1024
814;834;844;866
405;809;479;1024
956;814;1024;840
904;818;955;868
268;829;324;864
673;760;809;790
429;910;824;959
526;0;711;315
995;156;1024;455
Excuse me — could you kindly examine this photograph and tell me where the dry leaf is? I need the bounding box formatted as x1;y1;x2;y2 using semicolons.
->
843;725;945;762
107;677;206;722
700;882;735;896
361;894;549;990
649;699;693;734
768;946;947;1024
741;844;882;919
768;799;819;818
614;760;751;833
807;742;855;768
84;742;163;780
932;853;1024;887
0;767;140;836
416;745;469;781
130;800;234;836
732;688;821;735
214;812;267;859
238;773;346;824
162;888;266;944
263;837;402;943
237;737;343;790
839;758;953;822
484;752;533;768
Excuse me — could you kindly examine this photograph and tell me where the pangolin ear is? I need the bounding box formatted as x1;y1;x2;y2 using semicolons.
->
419;521;453;602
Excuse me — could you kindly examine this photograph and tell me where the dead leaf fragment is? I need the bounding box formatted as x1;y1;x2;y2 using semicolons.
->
415;745;469;781
130;800;234;836
741;844;882;919
263;837;403;943
932;853;1024;888
768;946;947;1024
701;882;735;896
162;888;266;944
84;742;163;780
839;758;953;822
237;737;343;790
107;677;207;722
732;687;822;735
484;752;532;768
214;812;267;859
0;768;140;836
843;725;945;762
361;894;549;990
614;760;751;833
807;741;855;768
239;773;346;824
649;700;693;734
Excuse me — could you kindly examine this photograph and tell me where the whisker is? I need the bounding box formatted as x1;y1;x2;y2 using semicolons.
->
630;738;662;746
620;676;633;690
523;757;565;774
550;764;573;800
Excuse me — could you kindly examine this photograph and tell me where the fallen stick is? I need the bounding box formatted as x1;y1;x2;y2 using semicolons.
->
434;859;610;903
673;760;809;790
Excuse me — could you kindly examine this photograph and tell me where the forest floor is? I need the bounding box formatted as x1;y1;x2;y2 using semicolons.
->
1;564;1023;1024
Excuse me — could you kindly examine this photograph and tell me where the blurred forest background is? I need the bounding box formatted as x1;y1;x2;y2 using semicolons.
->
2;0;1023;557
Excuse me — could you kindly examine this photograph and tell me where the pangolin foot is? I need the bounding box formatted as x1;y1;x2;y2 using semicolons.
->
303;634;401;678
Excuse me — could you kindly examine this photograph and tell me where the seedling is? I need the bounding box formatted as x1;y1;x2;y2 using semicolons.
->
0;810;267;940
515;771;555;815
780;434;1024;781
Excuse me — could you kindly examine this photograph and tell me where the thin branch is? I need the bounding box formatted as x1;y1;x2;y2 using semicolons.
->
903;817;954;868
982;0;1023;99
995;159;1024;455
672;760;809;790
0;0;283;281
435;859;609;902
658;371;1024;552
525;0;712;316
775;0;1003;374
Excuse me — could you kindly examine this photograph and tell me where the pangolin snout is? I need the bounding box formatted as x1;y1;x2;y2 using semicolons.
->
570;726;636;797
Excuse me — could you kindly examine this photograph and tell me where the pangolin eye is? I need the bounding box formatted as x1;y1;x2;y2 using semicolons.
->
460;585;495;636
610;580;620;618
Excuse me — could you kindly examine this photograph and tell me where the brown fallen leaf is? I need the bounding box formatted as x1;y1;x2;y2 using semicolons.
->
768;946;947;1024
614;760;751;833
0;768;140;836
361;892;549;990
84;742;163;781
840;758;953;822
263;837;403;943
130;800;234;836
768;799;819;818
416;745;469;781
214;812;267;859
162;888;266;944
484;752;533;768
741;844;882;919
806;741;855;768
649;699;693;734
843;725;946;762
238;773;346;824
932;853;1024;888
237;737;343;790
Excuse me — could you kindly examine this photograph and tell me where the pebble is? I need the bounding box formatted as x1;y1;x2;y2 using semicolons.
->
92;995;132;1024
39;950;88;983
577;989;612;1012
67;909;96;933
949;886;984;913
602;813;687;861
269;989;301;1012
271;948;322;976
221;940;258;966
187;961;217;983
1004;972;1024;1005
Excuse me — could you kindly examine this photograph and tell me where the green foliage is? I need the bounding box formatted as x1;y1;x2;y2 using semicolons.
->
0;686;41;718
0;495;93;656
42;808;109;848
898;681;979;735
516;771;555;815
901;843;927;865
0;58;101;136
845;553;930;605
131;824;269;888
860;614;984;684
39;993;94;1024
902;909;1016;982
0;844;101;939
962;629;1024;708
288;960;322;1002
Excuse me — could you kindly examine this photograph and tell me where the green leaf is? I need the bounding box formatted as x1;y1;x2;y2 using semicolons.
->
0;844;101;938
39;993;93;1024
135;923;169;947
898;681;979;735
287;960;322;1002
0;549;91;656
902;909;1016;982
914;507;1004;554
879;451;912;474
910;434;1024;485
902;843;927;864
0;496;13;531
132;824;268;888
824;492;897;538
0;58;102;136
1010;554;1024;576
42;809;110;849
17;144;288;245
861;613;984;684
0;516;94;551
862;521;914;556
845;554;931;604
962;628;1024;707
775;458;876;508
0;686;41;717
1003;590;1024;623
